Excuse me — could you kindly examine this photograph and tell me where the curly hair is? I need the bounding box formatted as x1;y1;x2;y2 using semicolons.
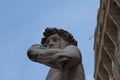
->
41;27;77;46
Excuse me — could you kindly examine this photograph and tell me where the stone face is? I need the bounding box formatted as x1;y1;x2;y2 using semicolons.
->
27;27;85;80
94;0;120;80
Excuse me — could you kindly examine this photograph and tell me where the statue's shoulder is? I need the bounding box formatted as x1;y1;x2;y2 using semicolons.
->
64;45;80;53
65;45;79;49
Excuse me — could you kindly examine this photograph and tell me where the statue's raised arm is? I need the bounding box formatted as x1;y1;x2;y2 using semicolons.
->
27;27;85;80
27;44;81;69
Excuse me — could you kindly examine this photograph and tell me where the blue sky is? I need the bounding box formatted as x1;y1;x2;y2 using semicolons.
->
0;0;99;80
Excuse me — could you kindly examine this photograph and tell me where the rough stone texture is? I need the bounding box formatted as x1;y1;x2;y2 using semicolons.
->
27;28;85;80
94;0;120;80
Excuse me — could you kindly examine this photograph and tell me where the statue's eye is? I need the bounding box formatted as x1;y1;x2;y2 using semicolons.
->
53;38;60;42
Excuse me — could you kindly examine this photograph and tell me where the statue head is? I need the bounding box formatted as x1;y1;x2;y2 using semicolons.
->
41;27;77;48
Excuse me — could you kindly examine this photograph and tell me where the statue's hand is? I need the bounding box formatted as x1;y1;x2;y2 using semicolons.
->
28;44;46;52
31;44;46;49
27;44;46;61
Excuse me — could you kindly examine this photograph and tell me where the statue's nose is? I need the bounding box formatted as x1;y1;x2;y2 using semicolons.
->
47;40;54;48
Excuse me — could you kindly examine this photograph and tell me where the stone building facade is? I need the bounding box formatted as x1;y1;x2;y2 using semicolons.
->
94;0;120;80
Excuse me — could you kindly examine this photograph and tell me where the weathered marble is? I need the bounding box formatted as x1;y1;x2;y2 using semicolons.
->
27;27;85;80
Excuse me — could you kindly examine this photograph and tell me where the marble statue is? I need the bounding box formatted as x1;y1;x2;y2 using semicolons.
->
27;27;85;80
